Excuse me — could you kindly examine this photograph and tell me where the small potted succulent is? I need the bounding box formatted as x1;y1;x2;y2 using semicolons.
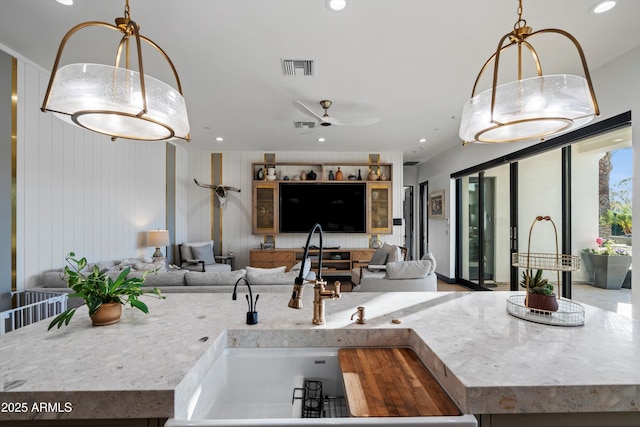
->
520;269;558;313
48;252;165;329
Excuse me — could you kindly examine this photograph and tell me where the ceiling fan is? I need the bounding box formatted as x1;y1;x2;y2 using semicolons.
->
293;99;380;127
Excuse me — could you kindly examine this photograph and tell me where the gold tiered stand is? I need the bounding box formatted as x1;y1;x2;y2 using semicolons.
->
507;216;585;326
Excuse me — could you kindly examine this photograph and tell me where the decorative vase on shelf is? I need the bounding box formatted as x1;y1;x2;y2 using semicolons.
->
380;172;388;181
335;167;344;181
307;170;316;180
300;170;307;180
328;170;335;180
357;169;362;180
256;168;264;180
368;169;378;181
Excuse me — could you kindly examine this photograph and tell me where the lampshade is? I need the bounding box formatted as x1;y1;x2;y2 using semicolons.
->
147;230;170;248
41;1;190;142
459;0;599;145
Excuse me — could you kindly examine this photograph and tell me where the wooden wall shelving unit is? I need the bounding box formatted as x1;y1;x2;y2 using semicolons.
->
251;162;393;235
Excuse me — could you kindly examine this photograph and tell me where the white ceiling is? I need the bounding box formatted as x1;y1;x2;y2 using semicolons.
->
2;0;640;164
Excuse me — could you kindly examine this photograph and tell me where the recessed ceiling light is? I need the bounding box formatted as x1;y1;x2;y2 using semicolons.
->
215;137;224;142
55;0;74;5
590;1;616;14
317;138;325;142
613;138;624;142
418;138;427;143
326;0;347;12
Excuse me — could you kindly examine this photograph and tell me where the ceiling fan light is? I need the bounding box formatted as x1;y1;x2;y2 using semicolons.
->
46;64;189;141
459;75;597;143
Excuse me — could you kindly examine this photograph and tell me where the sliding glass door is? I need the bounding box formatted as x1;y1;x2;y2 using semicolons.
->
459;174;481;285
458;164;511;289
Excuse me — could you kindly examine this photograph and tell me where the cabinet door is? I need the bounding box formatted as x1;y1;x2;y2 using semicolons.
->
253;183;278;234
368;182;392;234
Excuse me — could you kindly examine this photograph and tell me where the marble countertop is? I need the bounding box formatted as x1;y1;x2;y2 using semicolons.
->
1;290;639;421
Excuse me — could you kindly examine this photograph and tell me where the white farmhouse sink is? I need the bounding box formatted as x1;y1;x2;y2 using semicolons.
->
165;347;477;427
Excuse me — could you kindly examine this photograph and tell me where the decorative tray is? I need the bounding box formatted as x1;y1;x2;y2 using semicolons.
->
506;295;585;327
509;215;584;327
511;252;581;272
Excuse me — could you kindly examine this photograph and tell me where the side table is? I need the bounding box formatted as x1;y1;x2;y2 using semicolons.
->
215;255;235;270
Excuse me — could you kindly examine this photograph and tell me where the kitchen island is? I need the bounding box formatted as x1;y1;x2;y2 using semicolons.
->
1;291;638;426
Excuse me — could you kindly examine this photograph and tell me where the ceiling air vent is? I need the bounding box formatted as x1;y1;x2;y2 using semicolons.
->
294;121;316;129
282;59;314;76
403;161;420;166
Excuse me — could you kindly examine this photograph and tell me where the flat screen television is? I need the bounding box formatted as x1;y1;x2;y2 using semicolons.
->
279;182;366;233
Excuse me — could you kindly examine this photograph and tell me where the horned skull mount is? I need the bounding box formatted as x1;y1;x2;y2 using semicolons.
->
194;179;241;208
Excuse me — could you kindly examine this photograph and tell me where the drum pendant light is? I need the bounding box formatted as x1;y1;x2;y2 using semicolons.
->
459;0;599;145
41;0;190;142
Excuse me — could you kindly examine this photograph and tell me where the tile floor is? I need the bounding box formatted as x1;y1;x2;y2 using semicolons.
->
437;280;633;318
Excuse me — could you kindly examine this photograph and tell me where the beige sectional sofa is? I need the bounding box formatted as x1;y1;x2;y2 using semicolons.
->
34;259;313;298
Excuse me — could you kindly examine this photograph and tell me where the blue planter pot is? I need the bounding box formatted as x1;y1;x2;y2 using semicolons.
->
587;253;632;290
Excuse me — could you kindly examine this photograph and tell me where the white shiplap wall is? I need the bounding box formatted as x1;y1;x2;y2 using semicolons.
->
17;59;167;289
185;150;404;270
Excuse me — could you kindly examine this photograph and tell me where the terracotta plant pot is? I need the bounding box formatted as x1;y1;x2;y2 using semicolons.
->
90;302;123;326
526;293;558;313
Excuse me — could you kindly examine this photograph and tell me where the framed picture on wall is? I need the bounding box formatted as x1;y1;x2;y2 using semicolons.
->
429;190;445;219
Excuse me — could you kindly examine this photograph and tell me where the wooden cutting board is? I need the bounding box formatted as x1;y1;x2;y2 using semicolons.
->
338;347;461;417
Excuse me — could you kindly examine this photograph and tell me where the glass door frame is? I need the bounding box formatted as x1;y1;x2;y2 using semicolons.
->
419;180;429;259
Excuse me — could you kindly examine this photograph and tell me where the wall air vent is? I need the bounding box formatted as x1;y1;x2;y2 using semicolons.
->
294;121;316;129
282;59;314;76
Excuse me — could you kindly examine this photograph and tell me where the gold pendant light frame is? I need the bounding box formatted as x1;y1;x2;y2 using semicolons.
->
41;0;190;142
460;0;599;145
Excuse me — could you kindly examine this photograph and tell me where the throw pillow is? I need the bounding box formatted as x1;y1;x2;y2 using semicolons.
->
368;244;390;265
184;270;246;286
191;244;215;265
180;245;193;262
133;259;167;272
385;260;432;279
246;266;289;285
181;241;215;262
291;258;312;279
245;266;287;274
387;245;403;263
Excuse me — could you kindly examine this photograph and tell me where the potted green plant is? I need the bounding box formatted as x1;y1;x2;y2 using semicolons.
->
582;238;631;290
48;252;165;329
520;269;558;313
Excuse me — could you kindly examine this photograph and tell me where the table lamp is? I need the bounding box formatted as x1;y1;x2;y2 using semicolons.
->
147;230;170;258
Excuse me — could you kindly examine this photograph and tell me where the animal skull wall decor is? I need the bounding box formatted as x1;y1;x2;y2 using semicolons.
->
193;179;241;208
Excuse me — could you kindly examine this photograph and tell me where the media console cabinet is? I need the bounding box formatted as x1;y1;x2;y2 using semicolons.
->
249;248;375;275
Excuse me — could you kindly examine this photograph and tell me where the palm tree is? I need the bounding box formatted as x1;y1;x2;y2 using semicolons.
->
598;152;612;237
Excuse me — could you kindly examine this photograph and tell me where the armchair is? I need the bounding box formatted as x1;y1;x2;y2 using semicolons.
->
351;244;407;286
350;244;437;292
179;241;232;273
